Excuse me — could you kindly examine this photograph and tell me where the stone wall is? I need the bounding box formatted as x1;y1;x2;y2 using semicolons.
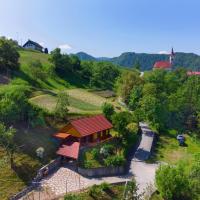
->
33;157;61;182
10;157;61;200
78;165;125;177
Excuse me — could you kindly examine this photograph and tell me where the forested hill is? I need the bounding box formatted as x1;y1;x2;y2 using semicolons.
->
75;52;200;71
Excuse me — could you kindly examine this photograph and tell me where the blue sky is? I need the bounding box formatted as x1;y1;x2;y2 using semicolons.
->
0;0;200;57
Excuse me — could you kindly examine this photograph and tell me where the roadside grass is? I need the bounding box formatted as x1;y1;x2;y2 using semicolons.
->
0;125;57;200
150;131;200;164
150;192;163;200
64;183;125;200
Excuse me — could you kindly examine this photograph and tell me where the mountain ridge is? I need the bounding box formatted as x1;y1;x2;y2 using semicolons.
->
75;51;200;70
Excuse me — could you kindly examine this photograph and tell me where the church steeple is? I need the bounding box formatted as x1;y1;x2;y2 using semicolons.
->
170;47;175;65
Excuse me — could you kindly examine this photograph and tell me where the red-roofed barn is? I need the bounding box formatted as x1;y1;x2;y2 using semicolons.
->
53;115;113;159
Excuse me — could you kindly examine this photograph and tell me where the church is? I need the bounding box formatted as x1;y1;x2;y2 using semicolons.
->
153;48;175;70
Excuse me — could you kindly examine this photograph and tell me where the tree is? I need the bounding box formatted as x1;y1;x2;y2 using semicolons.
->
70;55;81;72
128;86;142;110
0;123;16;168
126;122;138;134
156;164;191;200
49;48;74;74
90;62;120;89
55;91;69;119
133;61;141;71
116;71;142;104
102;103;115;121
189;154;200;199
44;48;48;54
0;84;30;124
112;111;132;138
0;37;19;73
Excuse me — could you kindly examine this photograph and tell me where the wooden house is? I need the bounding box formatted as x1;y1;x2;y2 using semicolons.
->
53;115;113;160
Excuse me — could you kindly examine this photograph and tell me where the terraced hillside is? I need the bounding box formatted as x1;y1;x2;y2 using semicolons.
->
30;88;123;114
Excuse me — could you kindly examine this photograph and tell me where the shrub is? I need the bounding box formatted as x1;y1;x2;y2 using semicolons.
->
99;182;110;191
89;184;102;198
104;154;125;167
64;194;82;200
91;148;99;159
156;164;191;200
100;144;115;158
84;160;94;169
102;102;115;121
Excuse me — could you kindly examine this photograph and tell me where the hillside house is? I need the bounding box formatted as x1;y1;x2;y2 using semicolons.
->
187;71;200;76
53;115;113;160
23;40;43;52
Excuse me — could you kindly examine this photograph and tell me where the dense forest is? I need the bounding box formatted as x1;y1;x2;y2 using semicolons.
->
116;69;200;133
76;51;200;71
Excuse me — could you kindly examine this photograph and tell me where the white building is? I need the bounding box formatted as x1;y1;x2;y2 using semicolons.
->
23;40;43;52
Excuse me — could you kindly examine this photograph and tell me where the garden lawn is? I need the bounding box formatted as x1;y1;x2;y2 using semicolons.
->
151;131;200;164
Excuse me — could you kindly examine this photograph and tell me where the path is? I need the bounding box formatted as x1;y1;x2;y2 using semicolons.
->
21;122;159;199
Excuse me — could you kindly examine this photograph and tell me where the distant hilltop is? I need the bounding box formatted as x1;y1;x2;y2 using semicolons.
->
75;51;200;71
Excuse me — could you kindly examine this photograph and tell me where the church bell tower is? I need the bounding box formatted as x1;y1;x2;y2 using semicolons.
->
170;48;175;65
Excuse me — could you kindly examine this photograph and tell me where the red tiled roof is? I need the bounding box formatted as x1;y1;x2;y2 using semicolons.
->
71;114;113;137
53;133;71;139
187;71;200;76
56;141;80;159
153;61;171;69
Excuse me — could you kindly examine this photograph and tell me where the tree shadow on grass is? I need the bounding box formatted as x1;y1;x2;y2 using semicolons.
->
57;71;89;88
12;70;42;88
12;161;40;184
104;188;117;198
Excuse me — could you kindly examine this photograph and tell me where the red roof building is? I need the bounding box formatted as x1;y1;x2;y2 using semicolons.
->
153;61;172;70
53;115;113;159
153;48;175;70
187;71;200;76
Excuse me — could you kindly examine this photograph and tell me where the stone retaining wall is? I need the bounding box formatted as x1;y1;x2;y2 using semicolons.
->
10;157;61;200
33;157;61;182
78;165;125;177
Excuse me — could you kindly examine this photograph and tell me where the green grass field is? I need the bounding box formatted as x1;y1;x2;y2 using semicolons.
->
29;88;123;114
13;50;89;90
150;131;200;164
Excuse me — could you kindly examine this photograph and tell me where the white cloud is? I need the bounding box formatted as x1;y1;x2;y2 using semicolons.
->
39;42;44;46
58;43;72;50
158;50;169;55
